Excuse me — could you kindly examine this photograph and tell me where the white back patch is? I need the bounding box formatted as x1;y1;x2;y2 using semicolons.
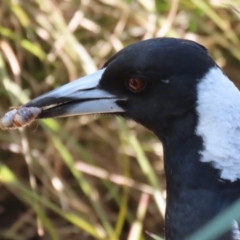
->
232;220;240;240
196;67;240;181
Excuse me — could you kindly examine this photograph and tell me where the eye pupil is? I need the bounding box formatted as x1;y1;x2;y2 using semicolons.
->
130;79;138;88
126;78;146;92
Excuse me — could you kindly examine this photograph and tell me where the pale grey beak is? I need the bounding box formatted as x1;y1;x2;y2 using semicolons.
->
25;68;125;118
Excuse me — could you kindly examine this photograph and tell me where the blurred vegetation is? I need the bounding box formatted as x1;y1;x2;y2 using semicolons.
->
1;0;240;240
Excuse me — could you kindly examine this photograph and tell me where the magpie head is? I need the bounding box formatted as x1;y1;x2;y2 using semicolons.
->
98;38;216;135
27;38;215;136
25;37;240;182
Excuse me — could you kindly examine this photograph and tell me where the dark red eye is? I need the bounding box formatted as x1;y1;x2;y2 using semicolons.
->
126;78;146;92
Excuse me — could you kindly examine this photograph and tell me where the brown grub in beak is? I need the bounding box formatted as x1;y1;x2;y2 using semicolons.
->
0;106;42;130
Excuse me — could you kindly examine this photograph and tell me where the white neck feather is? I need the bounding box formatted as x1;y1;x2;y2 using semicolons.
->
196;66;240;182
233;221;240;240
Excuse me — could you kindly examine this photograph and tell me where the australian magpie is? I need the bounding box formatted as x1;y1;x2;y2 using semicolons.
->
24;38;240;240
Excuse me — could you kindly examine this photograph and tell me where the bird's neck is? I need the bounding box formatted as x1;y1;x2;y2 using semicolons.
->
150;67;240;239
157;111;240;240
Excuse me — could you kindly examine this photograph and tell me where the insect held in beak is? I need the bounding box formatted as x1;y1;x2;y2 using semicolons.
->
0;106;42;130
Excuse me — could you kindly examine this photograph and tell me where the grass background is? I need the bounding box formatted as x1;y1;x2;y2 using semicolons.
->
1;0;240;239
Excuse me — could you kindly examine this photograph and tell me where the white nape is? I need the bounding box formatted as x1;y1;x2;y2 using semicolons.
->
196;66;240;182
232;221;240;240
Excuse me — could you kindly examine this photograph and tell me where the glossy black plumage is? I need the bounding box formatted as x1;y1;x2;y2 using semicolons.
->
99;38;240;239
100;39;214;135
24;38;240;240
